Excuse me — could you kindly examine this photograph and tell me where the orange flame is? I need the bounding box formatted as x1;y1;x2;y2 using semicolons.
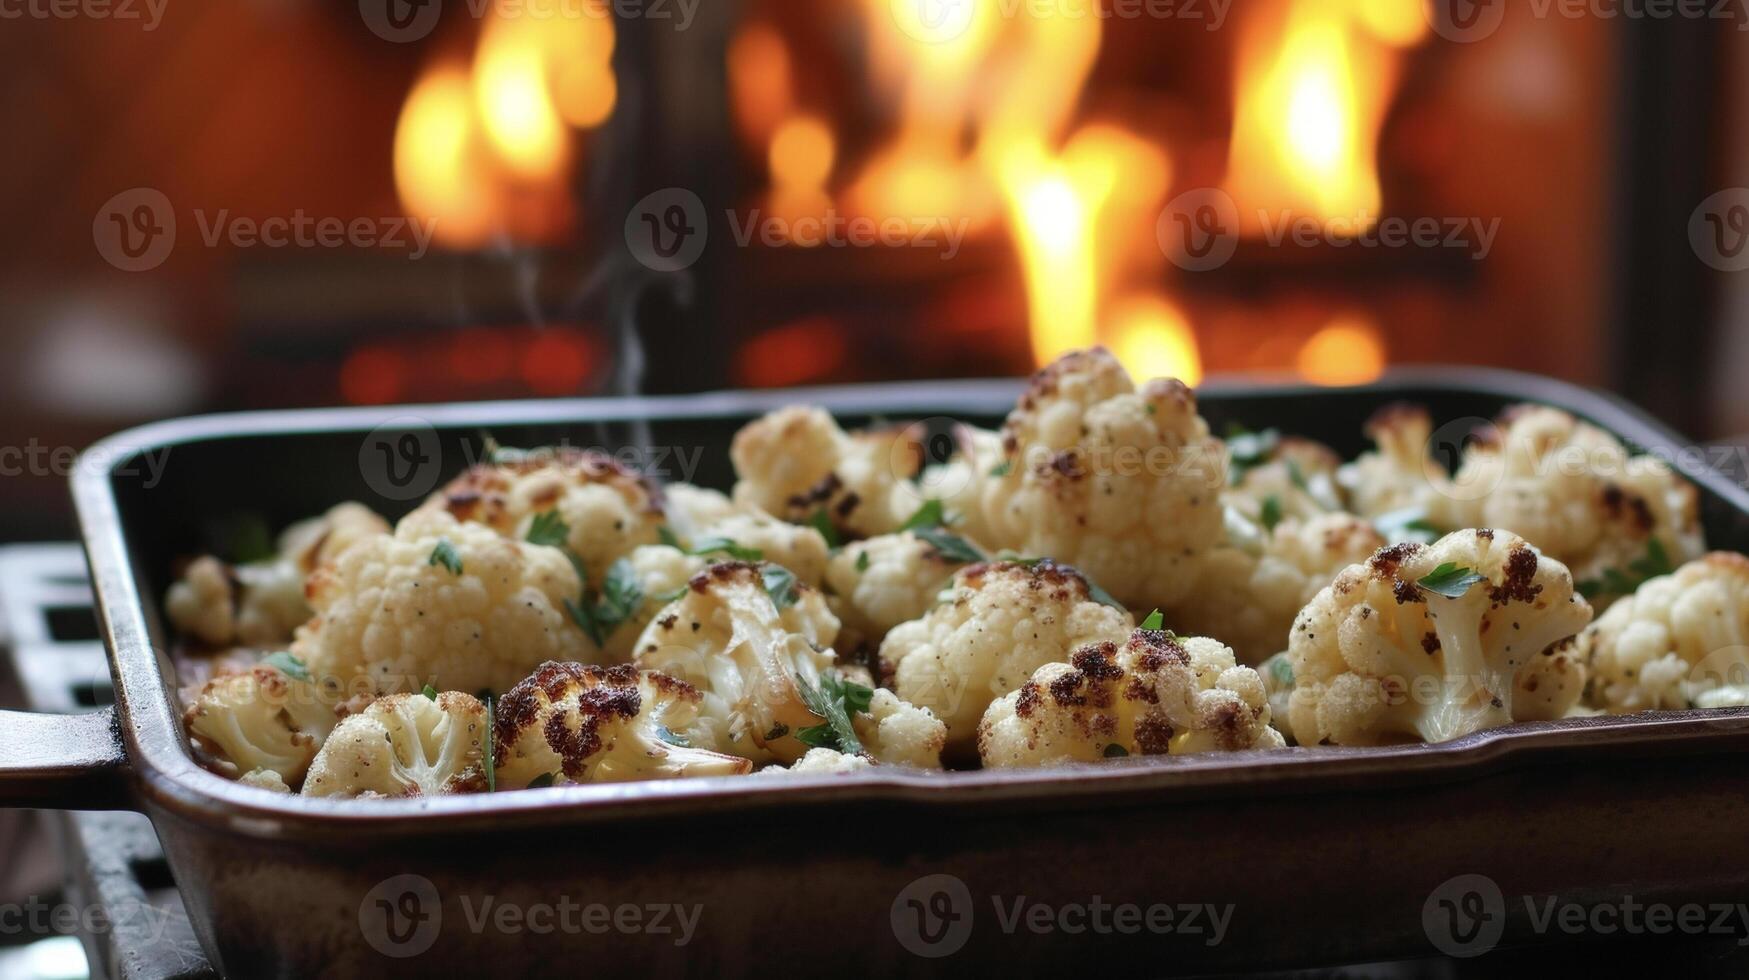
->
1224;0;1426;233
1298;313;1386;385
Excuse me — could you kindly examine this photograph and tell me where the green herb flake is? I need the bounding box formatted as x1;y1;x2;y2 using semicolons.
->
1140;609;1165;631
657;525;683;550
1268;655;1295;688
1417;563;1487;599
763;565;800;609
1103;744;1130;758
912;527;985;565
691;538;765;562
794;672;874;754
855;550;871;573
1082;575;1127;614
429;539;463;576
1286;458;1310;493
592;558;645;636
807;509;841;550
261;651;310;682
651;585;689;605
527;772;557;790
990;460;1013;478
525;510;570;548
1260;495;1284;533
898;499;946;532
422;684;438;701
1224;423;1281;485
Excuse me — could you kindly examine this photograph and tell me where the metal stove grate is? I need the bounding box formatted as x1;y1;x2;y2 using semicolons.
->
0;544;215;980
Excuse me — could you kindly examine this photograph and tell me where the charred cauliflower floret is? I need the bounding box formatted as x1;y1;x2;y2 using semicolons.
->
730;407;922;539
825;532;975;655
1337;404;1454;523
978;630;1284;767
1575;553;1749;712
879;560;1134;757
632;561;845;765
302;692;489;798
1444;406;1704;601
292;509;592;698
973;348;1226;610
183;664;340;786
420;447;668;585
1170;513;1386;665
1287;530;1593;746
166;503;390;647
494;662;752;786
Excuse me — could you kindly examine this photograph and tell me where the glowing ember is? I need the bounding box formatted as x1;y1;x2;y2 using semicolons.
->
1297;314;1387;386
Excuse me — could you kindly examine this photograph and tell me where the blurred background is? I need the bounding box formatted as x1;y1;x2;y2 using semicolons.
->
0;0;1743;546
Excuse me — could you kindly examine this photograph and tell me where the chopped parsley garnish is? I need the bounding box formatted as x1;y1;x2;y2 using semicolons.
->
651;585;689;605
1140;609;1165;631
221;515;277;565
762;565;800;609
1417;563;1487;599
1224;423;1281;485
1103;744;1130;758
898;499;946;532
691;538;765;561
795;673;875;753
429;539;463;576
807;510;841;549
483;697;496;793
990;460;1013;478
262;651;310;682
913;527;985;564
1285;458;1310;493
1083;577;1127;614
528;510;643;643
526;510;570;548
1268;655;1294;687
422;684;438;700
657;525;683;550
592;558;645;636
1577;538;1674;600
527;772;557;789
1374;507;1442;545
655;725;691;748
855;550;871;573
1260;495;1284;533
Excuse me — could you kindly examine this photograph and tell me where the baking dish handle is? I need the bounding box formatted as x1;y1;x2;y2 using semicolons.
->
0;706;132;809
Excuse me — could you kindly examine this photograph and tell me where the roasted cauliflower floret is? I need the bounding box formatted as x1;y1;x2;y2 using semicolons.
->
973;348;1226;610
1445;406;1704;599
1227;435;1346;524
852;688;947;768
905;424;1005;547
1287;530;1593;746
596;545;708;662
632;562;844;765
825;532;974;655
494;662;752;786
302;692;489;798
879;559;1133;756
1337;404;1454;522
292;509;592;698
165;503;390;647
978;630;1285;767
664;483;832;586
1170;513;1386;665
419;447;668;585
1576;553;1749;713
751;747;875;777
730;407;921;539
183;664;340;786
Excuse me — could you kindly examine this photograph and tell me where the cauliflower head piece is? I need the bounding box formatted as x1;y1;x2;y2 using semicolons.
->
292;509;593;698
978;630;1285;768
1337;404;1454;523
1287;529;1593;746
631;561;845;765
420;448;668;585
303;692;489;798
879;559;1134;756
664;483;832;586
1444;406;1704;599
1227;435;1346;525
1576;552;1749;713
596;545;708;662
165;503;390;647
825;531;976;655
750;747;876;777
974;348;1226;610
1170;512;1386;665
852;688;947;768
183;664;340;787
729;407;921;539
494;661;752;786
